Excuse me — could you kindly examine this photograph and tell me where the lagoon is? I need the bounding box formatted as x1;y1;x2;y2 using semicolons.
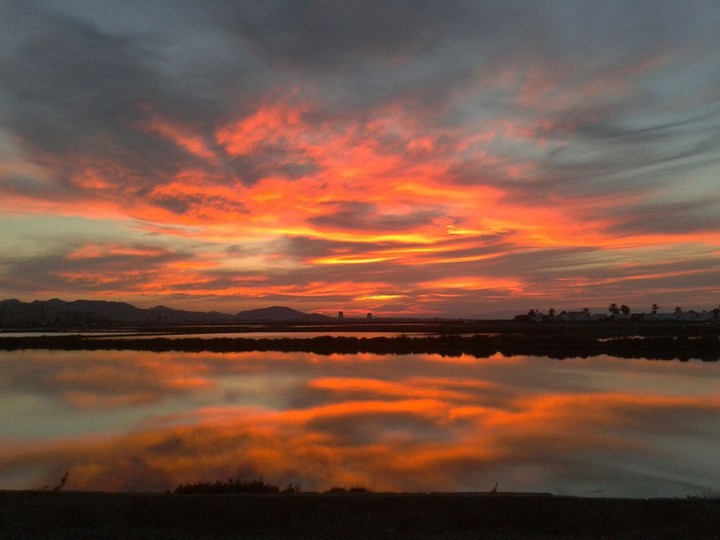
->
0;330;431;339
1;349;719;498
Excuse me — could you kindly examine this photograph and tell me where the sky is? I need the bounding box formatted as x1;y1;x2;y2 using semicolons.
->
1;1;719;318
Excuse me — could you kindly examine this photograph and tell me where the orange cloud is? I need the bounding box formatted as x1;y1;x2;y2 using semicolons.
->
66;243;170;260
141;115;218;162
418;276;524;293
216;103;308;157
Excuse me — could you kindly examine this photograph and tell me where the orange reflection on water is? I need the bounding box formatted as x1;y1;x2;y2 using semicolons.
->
1;350;719;497
309;377;488;403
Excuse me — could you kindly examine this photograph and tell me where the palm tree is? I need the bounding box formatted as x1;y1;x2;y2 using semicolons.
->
674;306;683;316
651;304;658;314
608;303;620;316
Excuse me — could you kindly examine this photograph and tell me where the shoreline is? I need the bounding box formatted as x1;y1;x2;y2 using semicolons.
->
1;324;718;361
3;490;720;538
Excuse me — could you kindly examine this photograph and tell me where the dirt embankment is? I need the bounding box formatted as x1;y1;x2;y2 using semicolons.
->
2;491;720;539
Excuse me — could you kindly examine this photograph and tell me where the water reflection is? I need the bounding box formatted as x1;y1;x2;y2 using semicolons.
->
1;350;719;497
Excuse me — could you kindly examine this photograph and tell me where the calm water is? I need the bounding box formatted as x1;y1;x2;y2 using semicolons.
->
1;349;718;497
97;331;433;340
0;331;431;339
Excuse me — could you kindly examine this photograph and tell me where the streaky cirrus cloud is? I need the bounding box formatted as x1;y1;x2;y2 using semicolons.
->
1;0;719;316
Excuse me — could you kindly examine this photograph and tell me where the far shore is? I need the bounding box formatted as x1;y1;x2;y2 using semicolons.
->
1;320;718;360
2;490;720;539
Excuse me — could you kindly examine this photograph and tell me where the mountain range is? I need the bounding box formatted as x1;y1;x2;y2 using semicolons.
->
0;298;333;327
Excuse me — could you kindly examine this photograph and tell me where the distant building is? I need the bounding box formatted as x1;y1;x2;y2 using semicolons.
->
560;311;591;322
338;311;344;319
680;310;713;321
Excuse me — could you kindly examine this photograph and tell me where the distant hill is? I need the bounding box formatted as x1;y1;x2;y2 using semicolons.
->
0;298;331;328
235;306;332;323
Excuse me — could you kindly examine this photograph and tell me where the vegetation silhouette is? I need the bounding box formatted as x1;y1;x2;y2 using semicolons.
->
52;471;69;491
1;326;718;361
325;486;371;494
174;477;284;495
173;477;372;495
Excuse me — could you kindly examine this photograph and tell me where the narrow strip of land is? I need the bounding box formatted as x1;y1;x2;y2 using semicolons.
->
1;327;718;361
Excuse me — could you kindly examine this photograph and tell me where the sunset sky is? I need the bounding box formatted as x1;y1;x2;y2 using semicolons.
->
1;1;719;318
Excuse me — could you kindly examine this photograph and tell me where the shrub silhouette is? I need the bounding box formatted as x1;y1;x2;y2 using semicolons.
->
174;477;280;495
173;477;371;495
325;485;370;494
53;471;69;491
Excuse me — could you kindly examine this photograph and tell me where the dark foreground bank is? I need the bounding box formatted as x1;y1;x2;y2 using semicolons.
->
2;491;720;539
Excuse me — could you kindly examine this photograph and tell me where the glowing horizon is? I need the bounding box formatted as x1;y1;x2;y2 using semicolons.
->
1;2;719;318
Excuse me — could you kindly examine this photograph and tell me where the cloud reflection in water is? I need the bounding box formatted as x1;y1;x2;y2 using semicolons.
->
0;350;719;497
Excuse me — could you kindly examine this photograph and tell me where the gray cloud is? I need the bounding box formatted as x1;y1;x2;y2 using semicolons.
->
309;201;443;232
228;149;322;185
225;0;470;70
2;244;186;295
606;198;720;235
1;4;156;150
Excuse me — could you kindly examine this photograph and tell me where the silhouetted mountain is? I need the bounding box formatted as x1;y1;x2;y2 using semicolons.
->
0;298;329;328
235;306;333;322
0;298;229;327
